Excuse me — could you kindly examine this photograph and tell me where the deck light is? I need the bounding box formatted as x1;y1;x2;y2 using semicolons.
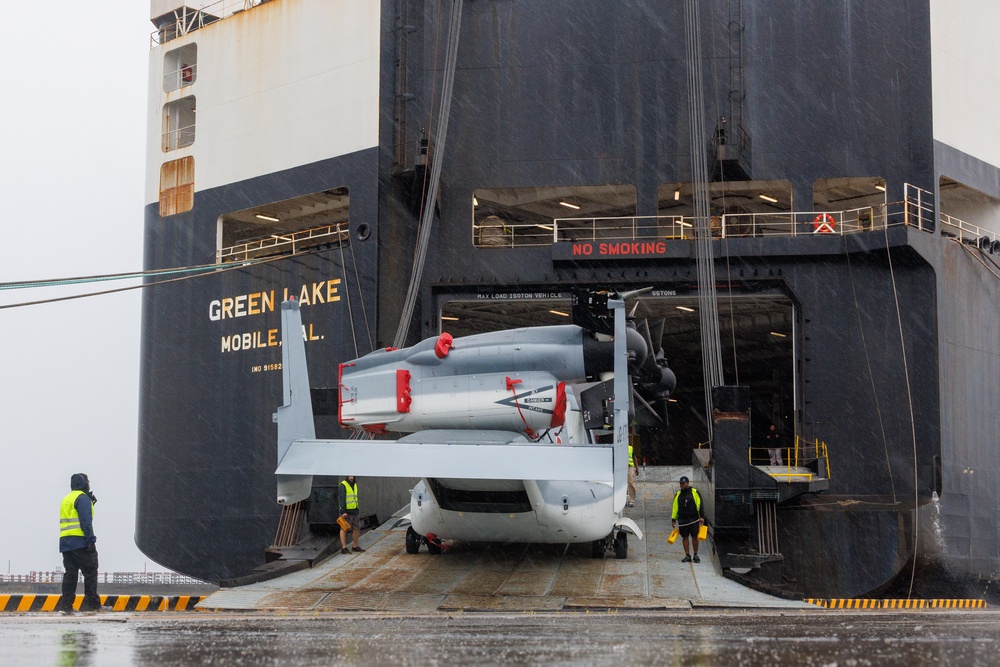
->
758;194;779;203
559;201;580;210
676;306;695;312
674;189;681;200
770;331;786;338
255;214;280;222
549;310;570;317
875;184;886;192
441;315;459;321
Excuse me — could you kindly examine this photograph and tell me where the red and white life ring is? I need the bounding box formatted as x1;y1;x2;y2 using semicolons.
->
813;213;835;233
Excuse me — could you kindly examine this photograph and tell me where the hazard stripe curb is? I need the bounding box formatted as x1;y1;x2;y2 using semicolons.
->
805;598;988;609
0;594;207;612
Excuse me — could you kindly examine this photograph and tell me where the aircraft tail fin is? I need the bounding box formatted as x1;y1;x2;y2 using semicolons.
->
610;296;630;513
274;299;316;505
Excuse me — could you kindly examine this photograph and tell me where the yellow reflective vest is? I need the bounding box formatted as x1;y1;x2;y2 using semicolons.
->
671;487;701;521
59;490;94;538
341;480;359;511
628;444;635;467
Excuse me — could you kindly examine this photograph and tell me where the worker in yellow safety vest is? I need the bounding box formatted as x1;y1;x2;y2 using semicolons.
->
57;473;102;613
339;476;365;555
627;437;638;508
671;476;705;563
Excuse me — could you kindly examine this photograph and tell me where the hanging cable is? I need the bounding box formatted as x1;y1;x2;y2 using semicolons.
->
347;236;375;353
844;241;896;502
882;226;920;599
337;240;360;359
954;238;1000;281
393;0;464;349
1;247;325;310
685;0;725;440
0;261;229;291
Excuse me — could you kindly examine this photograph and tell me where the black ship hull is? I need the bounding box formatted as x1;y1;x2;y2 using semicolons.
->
139;0;1000;596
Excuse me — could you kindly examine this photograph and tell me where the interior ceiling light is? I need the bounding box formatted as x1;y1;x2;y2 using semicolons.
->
758;194;779;203
674;189;681;201
441;315;459;321
549;310;570;317
676;305;695;312
473;196;479;206
677;220;692;228
770;331;787;338
559;201;581;210
668;398;678;403
537;224;554;230
255;214;280;222
875;184;886;192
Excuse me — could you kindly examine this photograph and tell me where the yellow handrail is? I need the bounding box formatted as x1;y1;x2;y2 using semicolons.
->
748;435;831;480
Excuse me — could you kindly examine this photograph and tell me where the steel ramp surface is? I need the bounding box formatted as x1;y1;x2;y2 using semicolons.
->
202;466;811;612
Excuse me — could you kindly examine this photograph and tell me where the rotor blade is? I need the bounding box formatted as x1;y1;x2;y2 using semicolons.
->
631;387;663;424
620;286;653;301
637;319;661;378
649;318;665;354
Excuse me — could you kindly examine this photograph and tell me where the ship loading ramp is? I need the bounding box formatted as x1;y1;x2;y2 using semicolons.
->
199;466;810;612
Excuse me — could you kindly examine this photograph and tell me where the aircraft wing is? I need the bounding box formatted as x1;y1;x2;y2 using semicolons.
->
276;436;614;483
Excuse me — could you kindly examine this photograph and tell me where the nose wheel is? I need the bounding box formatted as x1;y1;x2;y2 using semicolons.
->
591;530;629;559
405;526;447;554
405;526;421;554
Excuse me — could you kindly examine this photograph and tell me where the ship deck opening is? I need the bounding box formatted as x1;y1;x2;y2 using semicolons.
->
217;186;350;263
440;292;794;466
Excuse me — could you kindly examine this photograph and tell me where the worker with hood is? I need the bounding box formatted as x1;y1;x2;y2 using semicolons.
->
56;473;101;613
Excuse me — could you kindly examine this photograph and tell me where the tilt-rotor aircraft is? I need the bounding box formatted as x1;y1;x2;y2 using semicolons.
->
273;290;676;558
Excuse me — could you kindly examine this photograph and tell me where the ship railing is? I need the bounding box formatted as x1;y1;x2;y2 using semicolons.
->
476;195;947;249
541;206;894;246
151;0;266;47
163;64;198;91
714;205;892;238
747;436;830;480
549;215;673;242
3;571;204;585
161;124;196;152
940;213;1000;247
902;182;935;232
473;220;560;248
218;223;349;263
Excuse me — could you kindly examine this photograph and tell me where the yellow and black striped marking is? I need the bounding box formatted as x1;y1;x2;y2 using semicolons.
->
805;598;987;610
0;594;207;612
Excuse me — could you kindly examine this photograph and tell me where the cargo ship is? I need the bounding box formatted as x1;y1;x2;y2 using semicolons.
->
139;0;1000;598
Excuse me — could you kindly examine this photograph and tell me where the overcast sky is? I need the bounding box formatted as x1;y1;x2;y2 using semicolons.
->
0;4;153;573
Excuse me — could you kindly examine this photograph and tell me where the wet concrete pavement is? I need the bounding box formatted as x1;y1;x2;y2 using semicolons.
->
3;610;998;666
10;466;990;665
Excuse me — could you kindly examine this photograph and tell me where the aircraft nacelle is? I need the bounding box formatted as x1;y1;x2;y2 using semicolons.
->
339;325;613;435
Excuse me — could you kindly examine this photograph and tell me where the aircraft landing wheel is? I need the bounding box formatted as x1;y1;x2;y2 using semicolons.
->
591;539;604;559
405;526;420;554
427;539;443;555
614;531;628;560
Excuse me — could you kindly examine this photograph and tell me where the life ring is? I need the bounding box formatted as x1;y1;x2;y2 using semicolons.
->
813;213;835;234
